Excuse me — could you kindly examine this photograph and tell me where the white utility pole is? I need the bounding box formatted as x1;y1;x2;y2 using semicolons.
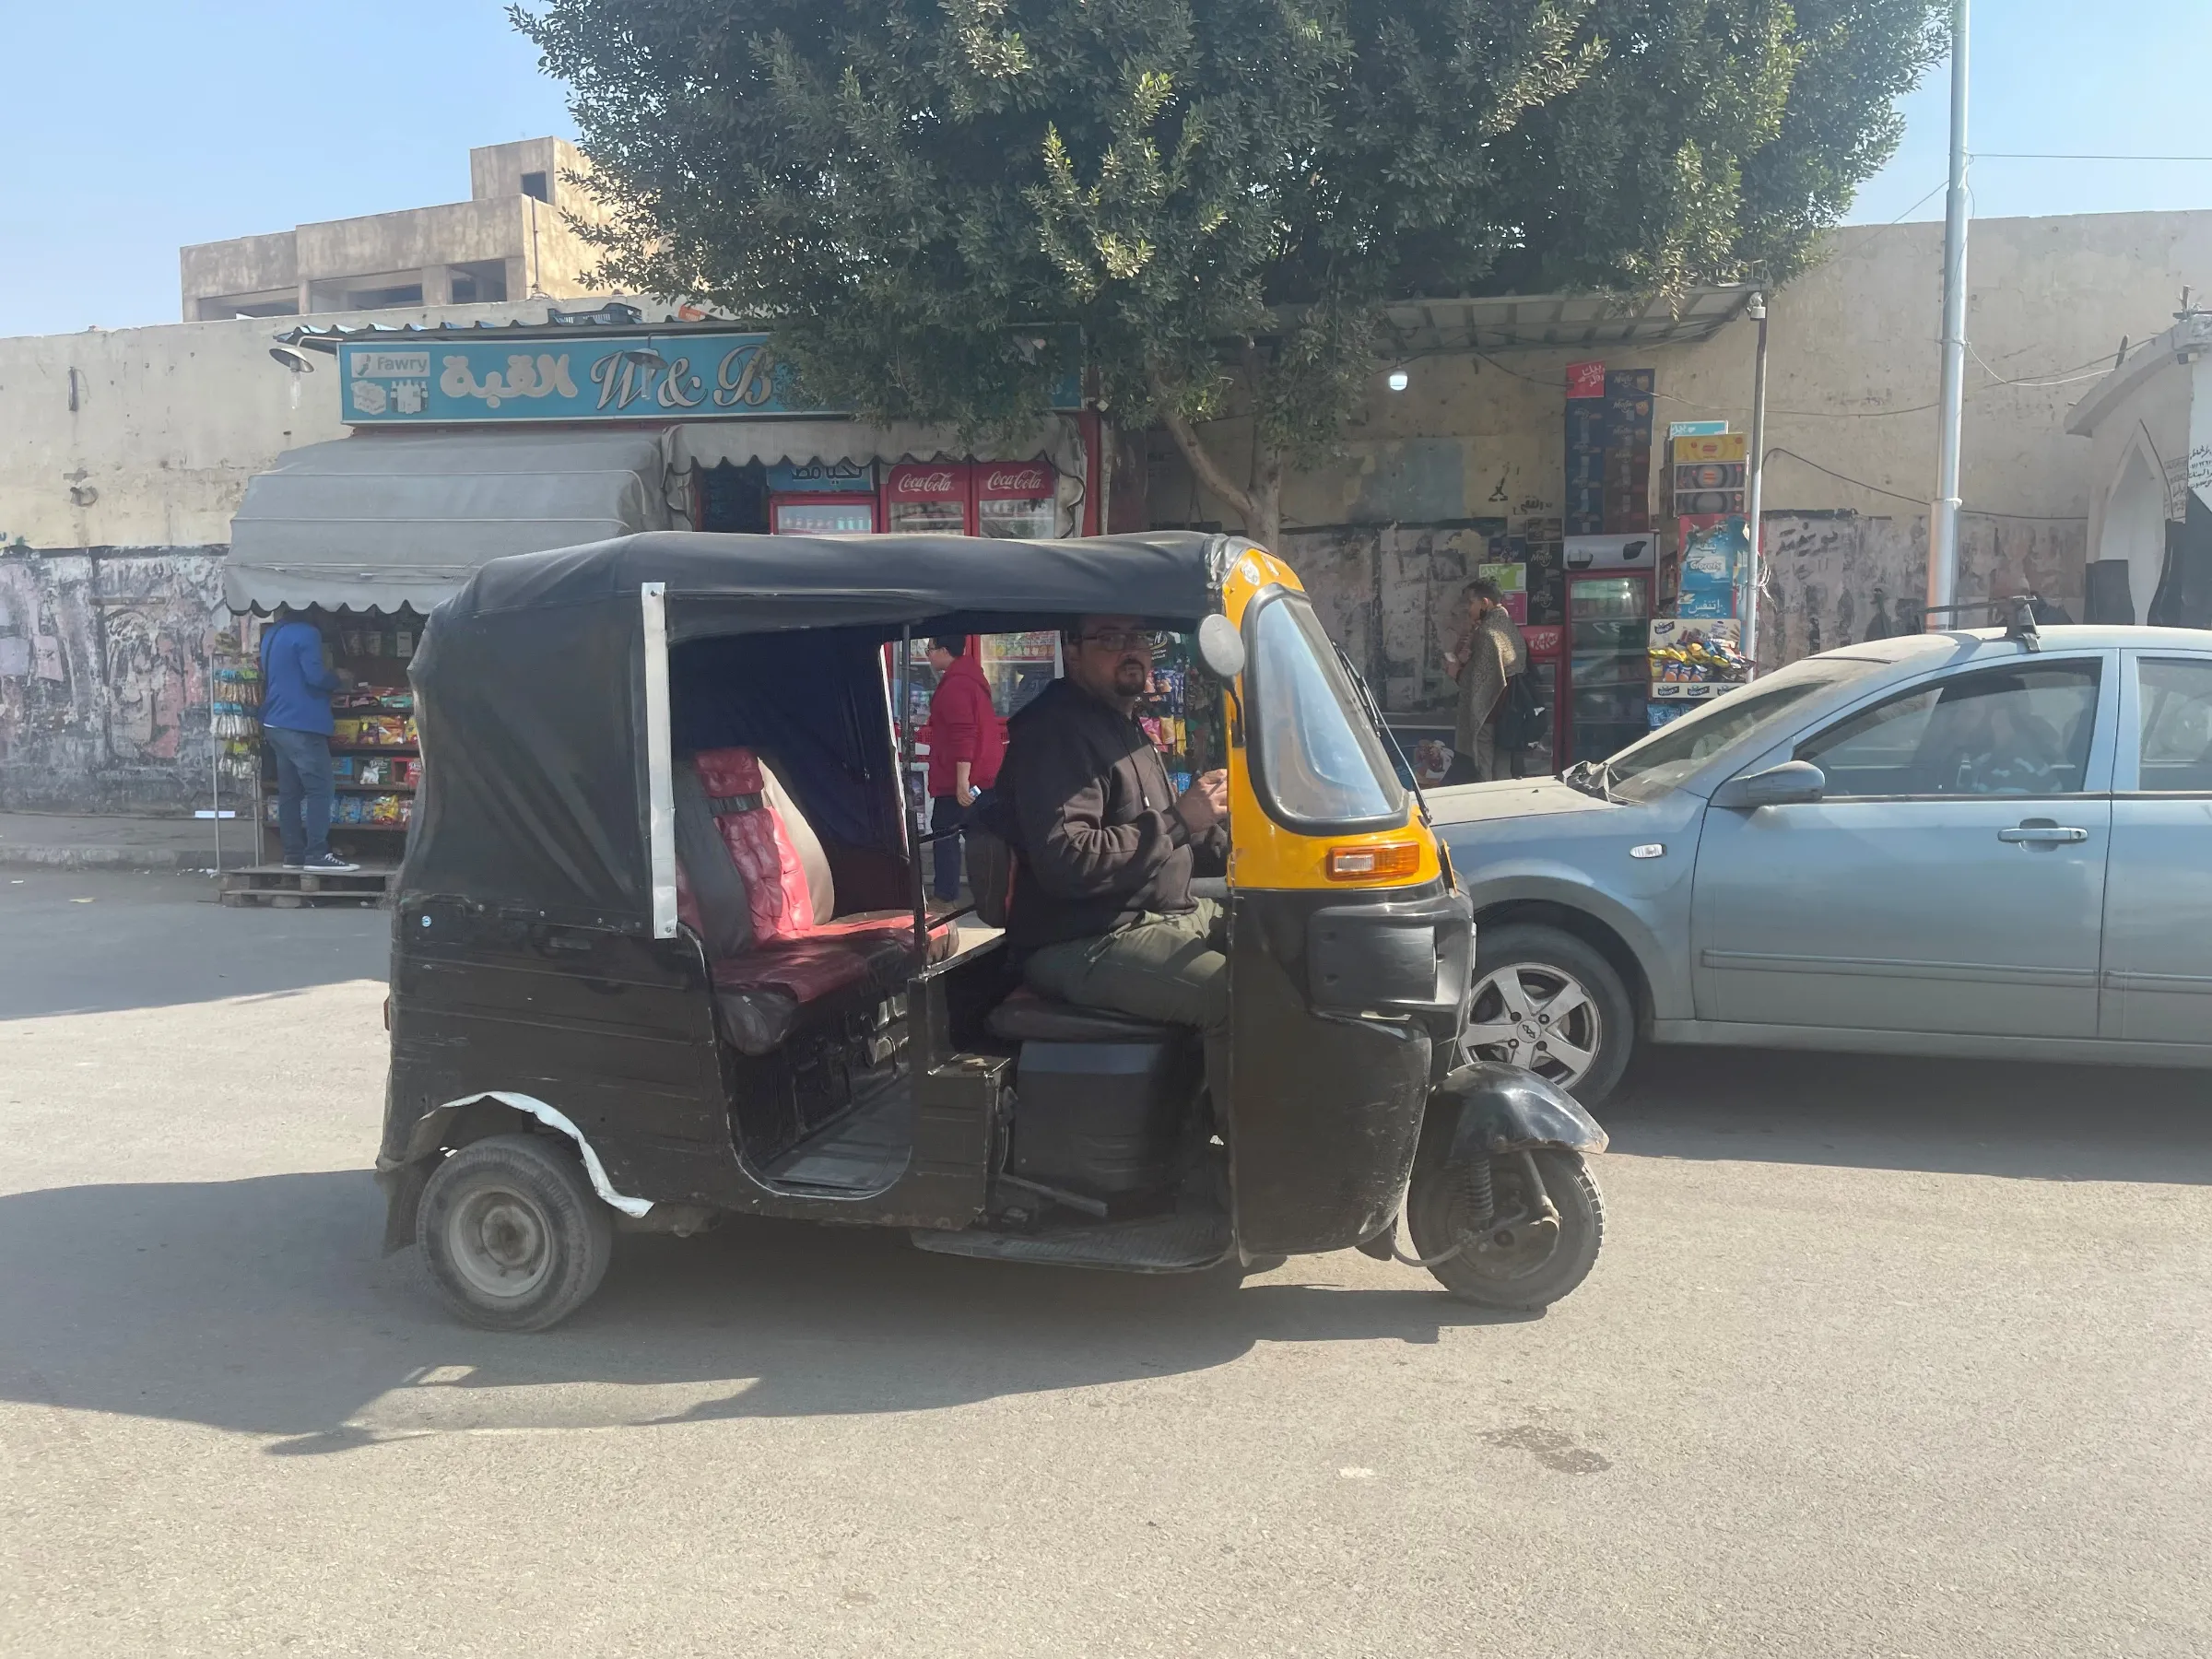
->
1742;292;1770;666
1926;0;1971;617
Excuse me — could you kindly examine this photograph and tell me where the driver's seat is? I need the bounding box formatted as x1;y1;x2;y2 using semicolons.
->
984;985;1182;1044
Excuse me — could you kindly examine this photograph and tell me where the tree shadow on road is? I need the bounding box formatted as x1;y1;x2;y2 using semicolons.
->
1606;1045;2212;1183
0;1171;1522;1453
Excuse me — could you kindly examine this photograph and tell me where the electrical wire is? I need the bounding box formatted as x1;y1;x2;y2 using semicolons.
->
1764;447;2086;521
1972;152;2212;163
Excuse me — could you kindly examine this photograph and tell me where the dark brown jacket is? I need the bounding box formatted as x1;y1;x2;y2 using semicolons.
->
992;678;1229;951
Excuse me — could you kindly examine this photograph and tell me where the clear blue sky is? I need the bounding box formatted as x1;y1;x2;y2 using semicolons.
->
2;0;2206;339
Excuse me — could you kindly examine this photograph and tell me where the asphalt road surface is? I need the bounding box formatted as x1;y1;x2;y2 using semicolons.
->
3;870;2207;1656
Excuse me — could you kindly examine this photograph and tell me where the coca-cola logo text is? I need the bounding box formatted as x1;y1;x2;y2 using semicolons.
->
893;469;959;497
981;465;1050;496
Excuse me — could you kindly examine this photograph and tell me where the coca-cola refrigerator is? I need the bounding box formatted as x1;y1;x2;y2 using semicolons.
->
767;460;879;534
975;460;1059;538
1560;537;1656;766
885;462;971;535
1517;623;1563;777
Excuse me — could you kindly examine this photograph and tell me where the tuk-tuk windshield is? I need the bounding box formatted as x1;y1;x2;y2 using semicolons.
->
1246;591;1408;830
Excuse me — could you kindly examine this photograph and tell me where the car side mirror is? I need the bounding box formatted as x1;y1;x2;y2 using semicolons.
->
1196;613;1246;680
1713;759;1827;810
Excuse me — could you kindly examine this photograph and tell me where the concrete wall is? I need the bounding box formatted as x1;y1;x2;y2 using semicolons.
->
0;547;227;813
470;137;595;219
0;297;617;550
179;231;301;315
1156;209;2212;668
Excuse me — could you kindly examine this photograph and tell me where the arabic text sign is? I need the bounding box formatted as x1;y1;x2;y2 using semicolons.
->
337;332;811;423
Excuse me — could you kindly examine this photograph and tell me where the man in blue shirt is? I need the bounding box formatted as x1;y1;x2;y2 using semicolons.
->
259;608;358;871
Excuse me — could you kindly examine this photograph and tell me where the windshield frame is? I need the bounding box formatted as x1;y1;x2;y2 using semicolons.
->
1597;654;1893;804
1241;587;1410;836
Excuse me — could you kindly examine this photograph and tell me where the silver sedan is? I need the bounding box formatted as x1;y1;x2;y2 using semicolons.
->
1431;625;2212;1103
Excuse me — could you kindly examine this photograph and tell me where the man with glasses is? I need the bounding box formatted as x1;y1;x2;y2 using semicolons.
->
993;615;1233;1107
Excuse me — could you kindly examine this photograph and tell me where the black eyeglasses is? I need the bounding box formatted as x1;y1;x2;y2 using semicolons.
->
1076;629;1163;651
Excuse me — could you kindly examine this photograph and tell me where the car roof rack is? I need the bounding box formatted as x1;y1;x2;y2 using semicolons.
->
1923;594;2043;652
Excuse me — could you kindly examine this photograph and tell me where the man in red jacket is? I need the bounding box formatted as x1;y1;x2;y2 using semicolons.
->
921;635;1005;900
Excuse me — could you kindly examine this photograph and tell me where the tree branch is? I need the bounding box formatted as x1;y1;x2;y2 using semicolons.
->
1152;372;1259;535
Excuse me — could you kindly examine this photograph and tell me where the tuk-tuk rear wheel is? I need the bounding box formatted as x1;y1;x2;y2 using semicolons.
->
417;1134;614;1333
1407;1149;1603;1311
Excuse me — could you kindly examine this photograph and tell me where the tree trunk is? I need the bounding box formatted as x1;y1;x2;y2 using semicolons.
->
1151;359;1286;551
1158;406;1285;551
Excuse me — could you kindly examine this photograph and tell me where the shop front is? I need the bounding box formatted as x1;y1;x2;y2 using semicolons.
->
221;312;1104;874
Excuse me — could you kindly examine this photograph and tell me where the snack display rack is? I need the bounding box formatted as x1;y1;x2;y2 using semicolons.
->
1143;632;1220;794
225;606;426;908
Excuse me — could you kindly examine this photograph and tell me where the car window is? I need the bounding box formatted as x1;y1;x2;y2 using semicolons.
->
2137;658;2212;792
1606;671;1868;803
1797;661;2100;798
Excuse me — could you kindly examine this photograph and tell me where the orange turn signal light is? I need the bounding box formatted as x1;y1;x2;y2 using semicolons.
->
1324;840;1420;881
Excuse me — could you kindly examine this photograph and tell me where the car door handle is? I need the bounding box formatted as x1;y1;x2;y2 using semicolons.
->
1997;824;2088;844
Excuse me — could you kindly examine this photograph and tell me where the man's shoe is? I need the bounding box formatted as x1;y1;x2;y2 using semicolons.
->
301;853;359;873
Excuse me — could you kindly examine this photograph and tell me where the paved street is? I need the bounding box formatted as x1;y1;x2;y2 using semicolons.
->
2;869;2207;1657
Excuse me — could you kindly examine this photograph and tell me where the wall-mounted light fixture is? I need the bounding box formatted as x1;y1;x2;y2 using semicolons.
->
1385;369;1410;393
268;346;317;374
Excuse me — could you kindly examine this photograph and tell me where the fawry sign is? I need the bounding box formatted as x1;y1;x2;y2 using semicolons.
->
335;331;812;423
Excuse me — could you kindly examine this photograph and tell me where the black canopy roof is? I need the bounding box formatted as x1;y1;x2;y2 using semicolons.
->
402;530;1240;928
446;529;1228;641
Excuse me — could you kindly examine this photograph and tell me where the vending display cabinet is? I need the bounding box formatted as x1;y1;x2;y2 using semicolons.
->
1563;571;1653;765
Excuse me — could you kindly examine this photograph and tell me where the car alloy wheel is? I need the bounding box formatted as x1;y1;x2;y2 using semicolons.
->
1464;961;1604;1091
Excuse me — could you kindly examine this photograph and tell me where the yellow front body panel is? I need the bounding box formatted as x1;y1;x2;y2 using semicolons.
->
1215;544;1444;894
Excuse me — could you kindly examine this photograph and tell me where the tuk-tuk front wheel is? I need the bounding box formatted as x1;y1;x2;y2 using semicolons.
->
1406;1149;1603;1311
417;1134;614;1333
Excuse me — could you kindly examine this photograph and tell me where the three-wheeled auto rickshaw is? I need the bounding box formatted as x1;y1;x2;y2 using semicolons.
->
375;530;1606;1330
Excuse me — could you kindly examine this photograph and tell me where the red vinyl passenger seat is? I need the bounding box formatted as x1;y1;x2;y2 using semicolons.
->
674;747;948;1053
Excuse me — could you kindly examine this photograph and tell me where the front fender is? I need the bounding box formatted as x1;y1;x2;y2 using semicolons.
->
1430;1061;1608;1163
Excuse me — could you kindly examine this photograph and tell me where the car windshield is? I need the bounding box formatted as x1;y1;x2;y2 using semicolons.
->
1246;592;1407;828
1595;656;1888;803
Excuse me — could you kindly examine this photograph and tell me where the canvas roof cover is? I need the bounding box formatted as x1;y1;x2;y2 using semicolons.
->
225;430;670;614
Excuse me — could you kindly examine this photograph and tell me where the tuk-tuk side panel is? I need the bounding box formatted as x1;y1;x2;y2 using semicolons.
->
387;899;743;1206
1227;889;1433;1256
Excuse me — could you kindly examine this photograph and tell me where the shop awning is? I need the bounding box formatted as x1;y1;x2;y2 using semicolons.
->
668;418;1088;536
669;418;1083;477
225;430;671;614
1381;286;1759;354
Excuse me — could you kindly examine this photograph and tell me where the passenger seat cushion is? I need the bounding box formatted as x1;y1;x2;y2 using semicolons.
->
710;921;955;1055
673;759;754;959
759;759;835;926
694;747;814;942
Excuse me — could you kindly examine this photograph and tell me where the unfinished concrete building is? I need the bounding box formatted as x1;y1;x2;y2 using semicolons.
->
178;139;608;322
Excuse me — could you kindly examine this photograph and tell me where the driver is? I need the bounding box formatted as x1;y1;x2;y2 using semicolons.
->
992;615;1232;1105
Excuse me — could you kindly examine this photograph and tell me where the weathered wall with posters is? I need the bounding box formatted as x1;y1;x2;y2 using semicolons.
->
1757;513;2088;665
1282;510;2088;709
0;548;225;813
1284;520;1555;716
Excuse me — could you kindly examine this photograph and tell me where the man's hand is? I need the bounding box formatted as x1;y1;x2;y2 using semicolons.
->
1175;769;1229;835
956;782;977;807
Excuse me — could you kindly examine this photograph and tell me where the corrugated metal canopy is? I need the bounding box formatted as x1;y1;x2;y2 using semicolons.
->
225;429;669;614
1382;286;1759;354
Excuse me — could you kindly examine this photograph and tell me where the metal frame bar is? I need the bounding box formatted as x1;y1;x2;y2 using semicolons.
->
898;624;929;957
641;581;678;937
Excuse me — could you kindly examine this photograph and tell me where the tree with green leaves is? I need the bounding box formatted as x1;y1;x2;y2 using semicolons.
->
522;0;1940;547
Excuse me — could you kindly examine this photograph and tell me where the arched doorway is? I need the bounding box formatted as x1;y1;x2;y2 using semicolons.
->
2103;445;2167;624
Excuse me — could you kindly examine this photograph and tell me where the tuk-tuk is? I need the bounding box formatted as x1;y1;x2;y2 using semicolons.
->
375;530;1606;1331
